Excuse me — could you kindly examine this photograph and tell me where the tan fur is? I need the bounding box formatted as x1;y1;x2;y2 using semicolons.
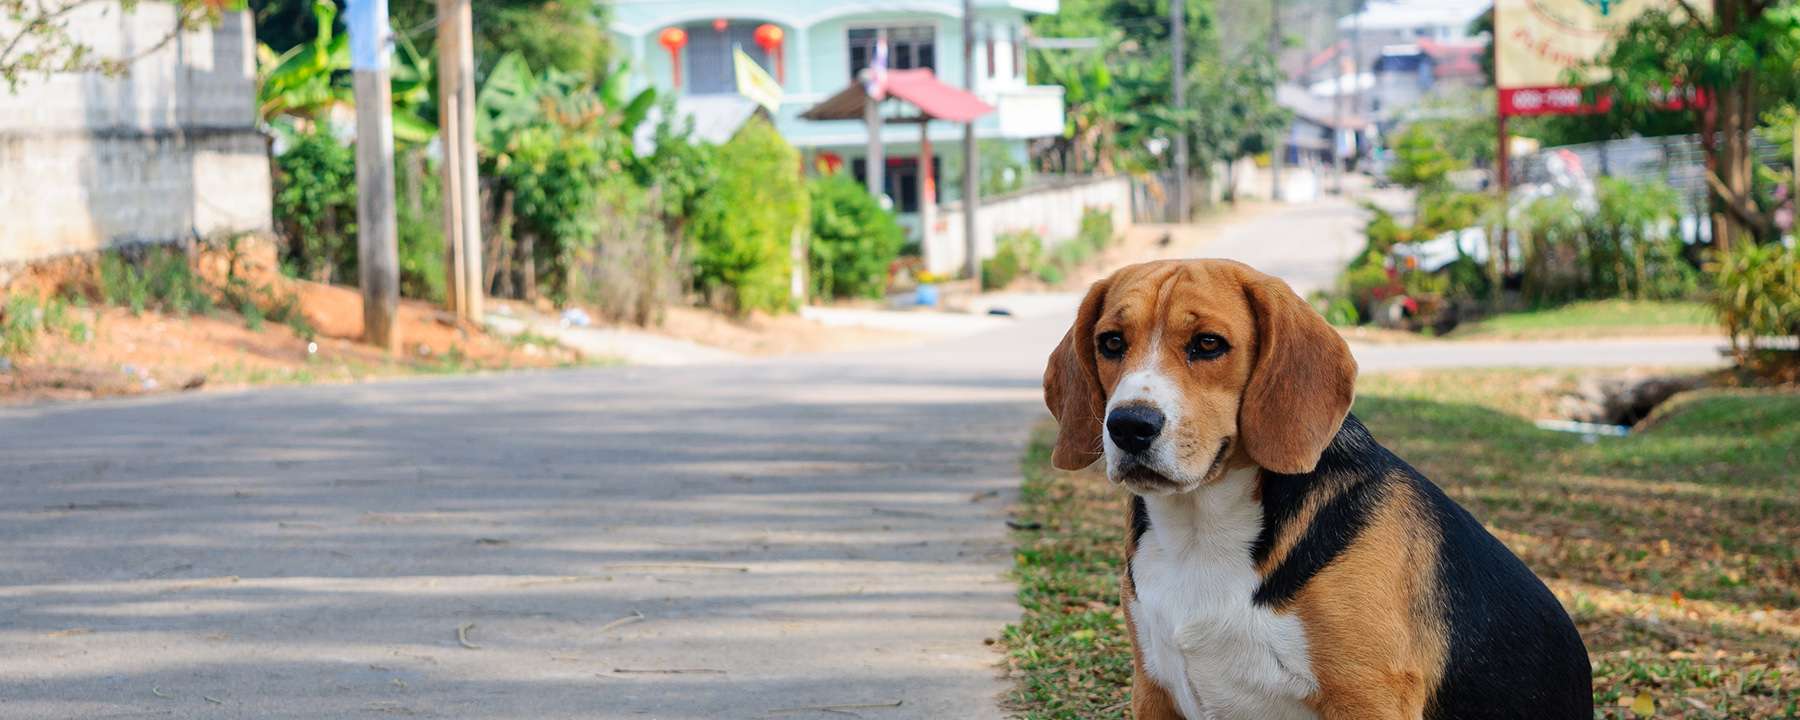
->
1291;476;1448;720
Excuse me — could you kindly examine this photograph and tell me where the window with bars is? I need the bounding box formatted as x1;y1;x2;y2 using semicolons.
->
847;26;937;80
684;21;773;95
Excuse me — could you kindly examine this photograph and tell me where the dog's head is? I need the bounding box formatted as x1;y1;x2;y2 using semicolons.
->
1042;260;1357;494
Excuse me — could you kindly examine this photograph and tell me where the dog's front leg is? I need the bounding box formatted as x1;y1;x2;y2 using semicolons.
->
1130;666;1187;720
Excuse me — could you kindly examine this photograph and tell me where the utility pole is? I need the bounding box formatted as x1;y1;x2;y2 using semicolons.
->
1171;0;1188;221
1351;0;1363;186
1269;0;1283;202
864;86;885;201
962;0;980;282
348;0;398;351
437;0;482;322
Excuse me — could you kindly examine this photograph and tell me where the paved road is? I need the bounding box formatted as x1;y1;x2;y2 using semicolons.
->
0;320;1060;720
0;199;1727;720
1192;194;1372;298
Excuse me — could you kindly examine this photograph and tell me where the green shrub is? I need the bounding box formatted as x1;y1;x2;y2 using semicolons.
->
1514;181;1696;307
1343;251;1397;319
568;178;682;326
397;210;447;304
1077;206;1117;250
273;124;358;284
1708;241;1800;350
1029;206;1116;286
984;229;1042;291
689;117;805;315
98;246;214;317
1589;177;1696;301
1324;297;1360;326
1;295;44;358
808;172;904;300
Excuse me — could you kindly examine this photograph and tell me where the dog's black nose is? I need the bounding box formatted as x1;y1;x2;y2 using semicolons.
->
1106;406;1164;454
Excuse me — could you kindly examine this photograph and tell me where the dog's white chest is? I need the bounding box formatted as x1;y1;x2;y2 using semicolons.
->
1129;469;1320;720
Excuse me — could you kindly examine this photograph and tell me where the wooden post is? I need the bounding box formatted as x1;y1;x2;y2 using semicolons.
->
919;121;936;268
962;0;980;281
1496;111;1512;277
1269;2;1283;202
864;92;885;202
437;0;482;321
349;0;399;352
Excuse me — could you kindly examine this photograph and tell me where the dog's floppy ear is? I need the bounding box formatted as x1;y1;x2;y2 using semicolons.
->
1044;279;1110;470
1238;275;1358;474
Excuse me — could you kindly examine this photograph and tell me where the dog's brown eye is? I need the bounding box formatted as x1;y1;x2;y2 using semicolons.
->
1097;332;1126;360
1187;333;1229;361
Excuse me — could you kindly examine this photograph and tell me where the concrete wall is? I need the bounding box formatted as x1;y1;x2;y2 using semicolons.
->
928;174;1131;276
0;5;271;265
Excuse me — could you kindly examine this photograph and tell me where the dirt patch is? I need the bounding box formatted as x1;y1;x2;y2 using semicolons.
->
2;288;572;406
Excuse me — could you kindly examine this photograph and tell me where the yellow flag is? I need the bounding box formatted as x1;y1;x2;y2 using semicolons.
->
734;47;783;114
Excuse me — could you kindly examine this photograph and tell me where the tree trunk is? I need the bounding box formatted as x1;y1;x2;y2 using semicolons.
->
488;189;515;298
518;232;537;302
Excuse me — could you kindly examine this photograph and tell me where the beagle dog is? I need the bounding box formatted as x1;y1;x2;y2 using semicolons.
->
1042;260;1590;720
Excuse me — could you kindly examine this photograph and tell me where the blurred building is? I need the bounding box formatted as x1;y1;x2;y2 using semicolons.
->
1299;0;1491;118
610;0;1067;242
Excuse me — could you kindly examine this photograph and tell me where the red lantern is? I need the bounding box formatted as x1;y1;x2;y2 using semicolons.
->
754;24;785;84
659;27;688;87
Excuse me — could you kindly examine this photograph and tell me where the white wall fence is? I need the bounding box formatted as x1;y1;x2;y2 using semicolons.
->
0;5;271;266
928;174;1133;276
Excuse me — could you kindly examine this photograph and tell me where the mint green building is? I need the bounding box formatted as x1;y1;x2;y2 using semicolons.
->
611;0;1066;241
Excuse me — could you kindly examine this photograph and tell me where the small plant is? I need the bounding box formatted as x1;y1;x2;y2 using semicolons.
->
983;229;1042;291
1;295;85;359
1707;241;1800;353
1033;206;1119;286
95;246;215;317
397;209;447;304
1;295;44;359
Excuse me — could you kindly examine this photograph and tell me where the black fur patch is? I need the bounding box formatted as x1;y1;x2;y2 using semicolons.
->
1127;494;1150;590
1244;415;1590;718
1252;415;1386;609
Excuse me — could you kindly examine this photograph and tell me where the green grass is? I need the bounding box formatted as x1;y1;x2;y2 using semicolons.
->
1002;370;1800;720
1450;300;1715;340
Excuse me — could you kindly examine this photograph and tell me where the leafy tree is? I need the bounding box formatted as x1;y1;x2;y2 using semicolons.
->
1186;48;1288;193
688;117;805;315
809;172;904;299
1386;124;1466;194
1584;0;1800;248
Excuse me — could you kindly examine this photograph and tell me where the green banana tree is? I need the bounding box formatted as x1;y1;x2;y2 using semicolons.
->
256;0;437;144
474;51;656;154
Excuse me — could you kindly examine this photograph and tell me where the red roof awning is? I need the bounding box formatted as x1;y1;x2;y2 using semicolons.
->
799;68;995;123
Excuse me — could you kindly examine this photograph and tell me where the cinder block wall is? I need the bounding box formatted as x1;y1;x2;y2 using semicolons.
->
0;5;271;265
